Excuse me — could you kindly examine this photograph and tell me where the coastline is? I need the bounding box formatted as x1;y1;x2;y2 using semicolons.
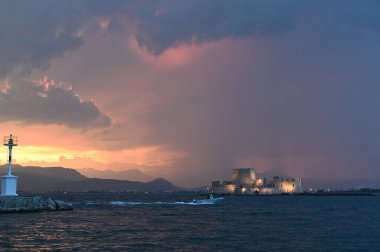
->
212;191;377;197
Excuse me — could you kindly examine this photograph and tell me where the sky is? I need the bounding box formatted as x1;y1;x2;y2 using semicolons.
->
1;0;380;187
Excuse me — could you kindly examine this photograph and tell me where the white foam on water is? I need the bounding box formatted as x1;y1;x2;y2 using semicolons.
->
109;198;223;206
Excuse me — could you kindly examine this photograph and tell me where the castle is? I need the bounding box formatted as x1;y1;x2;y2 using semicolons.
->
211;168;302;195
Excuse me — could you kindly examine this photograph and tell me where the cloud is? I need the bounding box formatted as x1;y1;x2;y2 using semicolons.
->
0;78;111;129
87;0;380;56
2;0;380;78
133;0;300;55
0;0;88;79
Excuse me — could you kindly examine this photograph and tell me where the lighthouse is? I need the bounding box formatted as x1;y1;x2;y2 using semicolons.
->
1;134;18;196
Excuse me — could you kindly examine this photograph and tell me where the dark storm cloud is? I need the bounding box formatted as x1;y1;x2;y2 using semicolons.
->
323;0;380;31
134;0;300;55
0;0;87;79
85;0;380;55
2;0;380;77
0;79;111;129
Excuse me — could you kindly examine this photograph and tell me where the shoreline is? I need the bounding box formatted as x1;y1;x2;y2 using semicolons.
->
214;192;377;196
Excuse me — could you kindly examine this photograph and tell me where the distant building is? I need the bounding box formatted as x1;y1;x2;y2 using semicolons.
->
212;168;302;195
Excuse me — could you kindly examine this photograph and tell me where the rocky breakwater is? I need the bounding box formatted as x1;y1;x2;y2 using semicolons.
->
0;196;72;213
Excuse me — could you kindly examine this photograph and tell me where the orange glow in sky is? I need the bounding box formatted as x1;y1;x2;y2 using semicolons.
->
12;144;186;171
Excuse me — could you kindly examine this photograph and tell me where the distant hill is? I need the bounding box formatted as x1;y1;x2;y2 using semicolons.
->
301;178;380;190
0;165;179;192
0;165;86;192
78;168;153;182
52;178;179;192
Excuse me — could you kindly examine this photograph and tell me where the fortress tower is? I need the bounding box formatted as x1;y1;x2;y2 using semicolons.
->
232;168;256;186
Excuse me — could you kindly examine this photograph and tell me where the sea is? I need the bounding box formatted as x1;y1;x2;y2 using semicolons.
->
1;192;380;251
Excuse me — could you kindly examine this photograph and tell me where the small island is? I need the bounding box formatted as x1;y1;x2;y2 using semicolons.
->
212;168;302;195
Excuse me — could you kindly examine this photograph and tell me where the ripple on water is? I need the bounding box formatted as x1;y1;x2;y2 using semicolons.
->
1;193;380;251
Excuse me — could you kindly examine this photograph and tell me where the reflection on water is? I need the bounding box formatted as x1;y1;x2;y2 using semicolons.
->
1;193;380;251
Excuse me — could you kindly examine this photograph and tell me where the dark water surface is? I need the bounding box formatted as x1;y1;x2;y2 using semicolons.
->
1;193;380;251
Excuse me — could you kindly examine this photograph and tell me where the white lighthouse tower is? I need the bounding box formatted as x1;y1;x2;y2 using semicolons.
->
1;134;18;196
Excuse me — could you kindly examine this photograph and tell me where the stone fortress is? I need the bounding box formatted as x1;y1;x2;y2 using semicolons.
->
212;168;302;195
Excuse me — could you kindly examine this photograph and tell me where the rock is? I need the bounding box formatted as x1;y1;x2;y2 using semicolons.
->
46;198;57;210
54;200;73;210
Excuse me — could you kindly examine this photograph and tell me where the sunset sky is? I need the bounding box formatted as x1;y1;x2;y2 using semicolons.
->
1;0;380;186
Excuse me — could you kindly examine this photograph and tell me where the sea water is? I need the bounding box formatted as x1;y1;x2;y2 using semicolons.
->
0;192;380;251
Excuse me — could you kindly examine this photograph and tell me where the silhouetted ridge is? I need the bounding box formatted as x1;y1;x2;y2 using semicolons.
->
52;178;179;192
0;165;179;192
77;167;153;182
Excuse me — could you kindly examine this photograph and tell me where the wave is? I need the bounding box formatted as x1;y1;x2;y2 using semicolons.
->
110;198;223;206
110;201;210;205
83;197;223;206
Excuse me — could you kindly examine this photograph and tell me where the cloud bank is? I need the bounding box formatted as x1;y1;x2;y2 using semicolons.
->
0;78;111;129
3;0;380;78
0;0;87;79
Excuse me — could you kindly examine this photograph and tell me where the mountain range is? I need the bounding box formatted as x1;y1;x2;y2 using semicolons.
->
1;165;378;192
0;165;179;192
77;168;153;182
